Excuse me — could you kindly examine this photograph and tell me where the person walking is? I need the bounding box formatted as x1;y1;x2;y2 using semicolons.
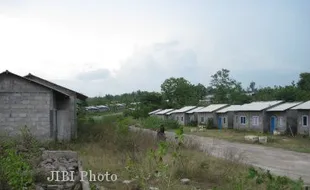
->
156;124;166;142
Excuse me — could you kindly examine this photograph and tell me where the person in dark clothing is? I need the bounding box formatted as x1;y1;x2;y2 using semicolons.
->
156;124;166;142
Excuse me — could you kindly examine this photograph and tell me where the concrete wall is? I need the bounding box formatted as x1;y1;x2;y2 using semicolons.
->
267;110;298;135
25;76;77;140
234;111;265;132
296;110;310;135
217;112;233;129
197;112;217;126
0;75;53;139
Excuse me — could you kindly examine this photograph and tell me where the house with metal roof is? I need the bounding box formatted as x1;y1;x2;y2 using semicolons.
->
154;109;175;120
266;102;302;135
216;105;241;129
148;109;162;115
167;106;196;125
233;100;283;133
196;104;229;127
0;70;88;141
291;101;310;136
186;106;205;124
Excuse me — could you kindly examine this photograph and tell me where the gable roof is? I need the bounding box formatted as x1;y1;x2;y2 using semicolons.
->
25;73;88;100
267;102;303;112
186;106;204;113
290;100;310;110
155;109;174;115
148;109;162;115
196;104;228;113
235;100;283;111
0;70;70;97
216;105;242;113
167;106;196;114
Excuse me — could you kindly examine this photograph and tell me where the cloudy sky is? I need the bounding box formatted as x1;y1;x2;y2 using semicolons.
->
0;0;309;97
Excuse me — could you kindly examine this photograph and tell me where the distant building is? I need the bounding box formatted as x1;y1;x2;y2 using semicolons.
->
290;101;310;136
167;106;197;125
216;105;241;129
196;104;229;127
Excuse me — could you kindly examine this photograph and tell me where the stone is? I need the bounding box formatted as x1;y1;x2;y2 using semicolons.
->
180;178;190;185
123;180;132;184
258;136;268;144
244;135;259;143
149;187;159;190
198;128;206;132
39;147;46;151
35;185;44;190
190;128;197;132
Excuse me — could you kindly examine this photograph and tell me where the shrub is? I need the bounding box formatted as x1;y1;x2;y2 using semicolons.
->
141;117;180;130
206;118;216;129
188;120;198;127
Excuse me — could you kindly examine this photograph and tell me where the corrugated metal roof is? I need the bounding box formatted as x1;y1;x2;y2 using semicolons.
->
216;105;242;113
168;106;196;114
290;100;310;110
186;106;204;113
148;109;162;115
196;104;228;113
155;109;175;115
235;100;283;111
267;102;303;112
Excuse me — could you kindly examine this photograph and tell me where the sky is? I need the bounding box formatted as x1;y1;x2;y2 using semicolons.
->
0;0;309;97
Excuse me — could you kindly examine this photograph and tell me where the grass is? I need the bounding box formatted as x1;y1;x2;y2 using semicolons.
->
0;114;305;190
180;126;310;153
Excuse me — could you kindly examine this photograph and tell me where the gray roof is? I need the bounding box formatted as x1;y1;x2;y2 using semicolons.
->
290;100;310;110
186;106;205;113
235;100;283;111
155;109;174;115
196;104;228;113
267;102;303;112
148;109;162;115
167;106;196;114
216;105;242;113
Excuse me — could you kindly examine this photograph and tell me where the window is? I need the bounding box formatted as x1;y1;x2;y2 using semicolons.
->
278;117;284;126
240;116;246;125
302;115;308;127
201;117;204;122
252;116;259;126
181;117;184;121
223;117;226;124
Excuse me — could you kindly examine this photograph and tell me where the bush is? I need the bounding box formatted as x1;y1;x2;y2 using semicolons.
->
141;117;180;130
188;120;198;127
206;118;216;129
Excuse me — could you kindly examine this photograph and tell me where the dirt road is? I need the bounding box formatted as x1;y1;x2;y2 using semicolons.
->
129;126;310;184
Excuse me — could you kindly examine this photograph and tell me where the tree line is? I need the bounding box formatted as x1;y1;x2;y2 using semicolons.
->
87;69;310;118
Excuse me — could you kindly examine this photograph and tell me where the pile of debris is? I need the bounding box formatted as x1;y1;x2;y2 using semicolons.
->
35;151;84;190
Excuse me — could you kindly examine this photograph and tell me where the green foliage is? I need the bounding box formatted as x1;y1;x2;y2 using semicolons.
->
297;72;310;92
206;118;216;129
247;167;304;190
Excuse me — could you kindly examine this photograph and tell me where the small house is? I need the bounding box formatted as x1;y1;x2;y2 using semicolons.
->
216;105;241;129
167;106;196;125
186;107;204;124
266;102;302;135
154;109;174;120
0;70;88;141
233;101;283;133
290;101;310;136
196;104;228;127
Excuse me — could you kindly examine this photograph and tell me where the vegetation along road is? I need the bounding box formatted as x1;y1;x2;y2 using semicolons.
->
129;126;310;185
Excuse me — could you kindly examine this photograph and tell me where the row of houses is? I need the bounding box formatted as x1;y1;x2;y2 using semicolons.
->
149;100;310;136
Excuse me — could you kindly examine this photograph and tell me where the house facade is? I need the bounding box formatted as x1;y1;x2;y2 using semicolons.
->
266;102;302;135
216;105;241;129
186;107;204;124
0;71;87;141
168;106;196;125
291;101;310;136
233;101;283;133
196;104;228;127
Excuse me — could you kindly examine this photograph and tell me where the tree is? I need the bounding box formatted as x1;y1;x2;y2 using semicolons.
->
297;72;310;92
247;81;257;92
210;69;249;104
161;77;203;107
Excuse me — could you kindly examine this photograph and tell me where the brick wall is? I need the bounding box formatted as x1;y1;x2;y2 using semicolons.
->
0;75;53;139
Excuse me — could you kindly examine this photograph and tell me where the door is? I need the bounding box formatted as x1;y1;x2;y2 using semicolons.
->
270;116;276;134
218;117;222;129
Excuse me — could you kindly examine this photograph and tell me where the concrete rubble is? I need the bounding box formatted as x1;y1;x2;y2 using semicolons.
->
35;151;90;190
